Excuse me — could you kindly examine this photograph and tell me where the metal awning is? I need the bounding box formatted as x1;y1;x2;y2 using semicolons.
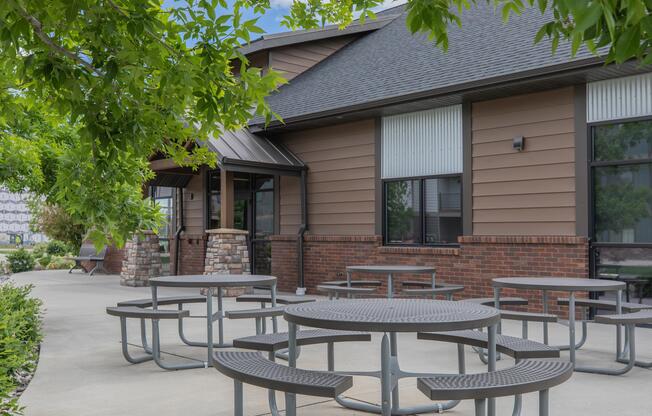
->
148;172;194;188
206;128;305;176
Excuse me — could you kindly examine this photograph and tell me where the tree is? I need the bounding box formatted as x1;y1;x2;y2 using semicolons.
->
0;0;650;247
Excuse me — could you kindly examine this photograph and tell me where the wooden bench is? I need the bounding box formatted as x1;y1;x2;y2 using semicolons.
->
68;243;107;276
106;306;206;370
316;284;377;299
417;360;573;416
214;351;353;416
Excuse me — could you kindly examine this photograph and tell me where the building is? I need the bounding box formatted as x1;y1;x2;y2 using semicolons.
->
119;4;652;298
0;188;47;245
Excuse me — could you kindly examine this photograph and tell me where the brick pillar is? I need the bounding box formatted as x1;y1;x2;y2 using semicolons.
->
204;228;250;296
120;231;161;287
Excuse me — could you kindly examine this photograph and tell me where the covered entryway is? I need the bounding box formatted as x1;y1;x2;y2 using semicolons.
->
148;128;306;277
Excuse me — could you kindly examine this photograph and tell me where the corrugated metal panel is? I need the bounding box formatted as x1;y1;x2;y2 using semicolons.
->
382;105;462;179
587;72;652;123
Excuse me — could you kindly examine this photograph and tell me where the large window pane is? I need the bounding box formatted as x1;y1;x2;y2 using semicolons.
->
593;119;652;162
255;190;274;237
385;180;421;244
208;170;220;229
424;177;462;244
594;163;652;243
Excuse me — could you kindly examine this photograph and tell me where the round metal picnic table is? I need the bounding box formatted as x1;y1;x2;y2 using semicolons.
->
346;265;436;298
150;274;277;369
284;298;501;416
491;277;625;373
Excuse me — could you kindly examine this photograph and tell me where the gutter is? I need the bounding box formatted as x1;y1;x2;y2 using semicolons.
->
173;188;184;275
296;169;308;295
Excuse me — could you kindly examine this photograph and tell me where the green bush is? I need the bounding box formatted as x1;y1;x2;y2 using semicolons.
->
45;240;69;257
46;257;75;270
6;249;35;274
36;255;51;268
30;243;48;259
0;283;42;414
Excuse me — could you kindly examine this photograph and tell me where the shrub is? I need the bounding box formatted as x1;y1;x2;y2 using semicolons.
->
0;260;9;276
30;243;48;259
46;257;75;270
45;241;69;257
28;200;84;251
6;250;35;274
36;255;51;268
0;283;42;414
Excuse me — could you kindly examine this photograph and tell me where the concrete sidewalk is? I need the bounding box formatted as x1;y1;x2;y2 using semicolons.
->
13;270;652;415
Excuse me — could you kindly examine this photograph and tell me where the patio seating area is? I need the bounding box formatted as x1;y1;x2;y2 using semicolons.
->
14;270;652;416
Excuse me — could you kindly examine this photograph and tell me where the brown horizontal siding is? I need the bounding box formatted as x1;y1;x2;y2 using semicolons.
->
278;120;376;235
472;87;576;235
270;36;356;81
182;172;205;236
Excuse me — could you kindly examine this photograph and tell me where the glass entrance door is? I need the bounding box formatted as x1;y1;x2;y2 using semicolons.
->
210;171;275;274
590;118;652;303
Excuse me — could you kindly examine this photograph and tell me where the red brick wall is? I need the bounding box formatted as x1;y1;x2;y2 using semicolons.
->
170;234;207;275
98;235;207;276
271;234;589;315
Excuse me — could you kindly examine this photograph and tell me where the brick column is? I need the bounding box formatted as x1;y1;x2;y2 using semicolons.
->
120;231;161;287
204;228;250;296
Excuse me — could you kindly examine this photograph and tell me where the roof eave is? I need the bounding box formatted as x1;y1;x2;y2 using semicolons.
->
250;56;609;132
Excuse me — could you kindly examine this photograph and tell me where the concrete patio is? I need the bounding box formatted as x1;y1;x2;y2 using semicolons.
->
13;270;652;416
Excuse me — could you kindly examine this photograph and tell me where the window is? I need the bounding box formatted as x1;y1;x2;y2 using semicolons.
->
592;119;652;244
208;170;220;229
384;176;461;245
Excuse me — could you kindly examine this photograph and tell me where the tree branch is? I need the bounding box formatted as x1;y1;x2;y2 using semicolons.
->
11;1;101;75
106;0;180;57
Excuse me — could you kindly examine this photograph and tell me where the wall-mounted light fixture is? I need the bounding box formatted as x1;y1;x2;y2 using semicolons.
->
513;136;525;152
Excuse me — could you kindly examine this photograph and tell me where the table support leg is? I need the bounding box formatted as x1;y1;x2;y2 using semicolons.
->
217;287;224;346
390;332;400;414
271;284;278;334
487;324;497;416
568;292;576;366
286;322;297;416
616;289;622;357
543;290;549;345
493;287;501;334
206;287;214;367
431;272;436;289
381;333;391;416
388;273;394;299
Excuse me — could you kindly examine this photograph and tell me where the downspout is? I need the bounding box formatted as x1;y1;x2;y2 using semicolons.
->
296;169;308;295
173;188;184;275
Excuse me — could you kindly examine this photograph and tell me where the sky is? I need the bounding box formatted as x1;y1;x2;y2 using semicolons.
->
164;0;405;36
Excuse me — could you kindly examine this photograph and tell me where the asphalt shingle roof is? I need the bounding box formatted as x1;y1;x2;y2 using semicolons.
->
253;3;599;126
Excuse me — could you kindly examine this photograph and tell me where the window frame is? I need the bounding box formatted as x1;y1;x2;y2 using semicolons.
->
382;173;463;247
588;115;652;249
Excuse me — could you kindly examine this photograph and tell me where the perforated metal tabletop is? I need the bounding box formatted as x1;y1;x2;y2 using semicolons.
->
284;298;500;332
